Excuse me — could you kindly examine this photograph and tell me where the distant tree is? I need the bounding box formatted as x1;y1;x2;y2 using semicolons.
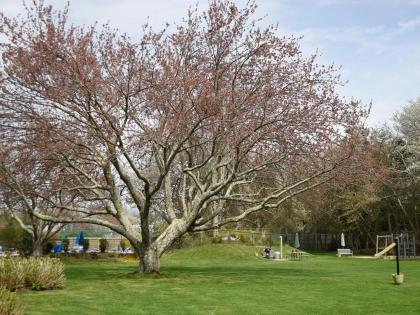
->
62;237;70;253
0;1;367;272
99;239;108;253
301;99;420;248
386;98;420;234
82;239;90;252
0;213;33;253
394;97;420;145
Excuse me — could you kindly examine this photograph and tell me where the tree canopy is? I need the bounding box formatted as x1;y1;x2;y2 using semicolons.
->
0;0;367;272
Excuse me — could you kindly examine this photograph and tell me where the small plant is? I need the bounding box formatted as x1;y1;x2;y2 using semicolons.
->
82;239;90;252
239;235;246;243
62;238;70;253
120;239;130;252
0;288;24;315
24;257;65;290
0;259;25;291
99;239;108;253
211;236;222;244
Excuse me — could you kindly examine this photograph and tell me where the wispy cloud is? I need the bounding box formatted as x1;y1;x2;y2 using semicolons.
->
398;15;420;31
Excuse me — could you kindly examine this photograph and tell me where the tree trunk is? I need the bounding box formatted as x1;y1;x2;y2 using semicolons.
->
32;242;43;257
134;219;188;274
212;215;219;237
138;247;160;274
387;212;392;233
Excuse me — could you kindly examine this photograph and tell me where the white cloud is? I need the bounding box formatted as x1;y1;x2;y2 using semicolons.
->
398;15;420;31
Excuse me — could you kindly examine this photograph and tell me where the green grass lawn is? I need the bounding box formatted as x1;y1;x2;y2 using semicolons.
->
19;244;420;314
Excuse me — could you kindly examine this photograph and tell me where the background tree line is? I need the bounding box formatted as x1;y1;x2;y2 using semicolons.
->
237;98;420;250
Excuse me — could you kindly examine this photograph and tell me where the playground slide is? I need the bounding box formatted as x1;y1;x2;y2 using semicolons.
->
374;242;396;258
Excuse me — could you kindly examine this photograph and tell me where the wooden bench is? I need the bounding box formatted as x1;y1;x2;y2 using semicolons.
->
337;248;353;257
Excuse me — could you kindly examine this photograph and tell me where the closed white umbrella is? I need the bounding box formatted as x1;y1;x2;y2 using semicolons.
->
340;233;345;248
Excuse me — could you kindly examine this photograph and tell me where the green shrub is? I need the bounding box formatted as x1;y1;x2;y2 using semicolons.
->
82;239;90;252
0;259;25;291
239;235;246;243
0;288;24;315
62;238;69;253
211;236;222;244
24;257;65;290
99;239;108;253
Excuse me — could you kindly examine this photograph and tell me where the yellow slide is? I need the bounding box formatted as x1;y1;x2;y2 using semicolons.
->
374;242;396;258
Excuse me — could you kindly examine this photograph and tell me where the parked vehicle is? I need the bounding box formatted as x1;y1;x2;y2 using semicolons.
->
69;245;84;253
86;248;100;254
108;247;133;254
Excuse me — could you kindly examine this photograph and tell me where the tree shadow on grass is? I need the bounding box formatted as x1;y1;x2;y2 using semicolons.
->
65;263;339;284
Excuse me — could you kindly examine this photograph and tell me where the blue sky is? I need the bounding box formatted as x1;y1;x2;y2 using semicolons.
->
1;0;419;126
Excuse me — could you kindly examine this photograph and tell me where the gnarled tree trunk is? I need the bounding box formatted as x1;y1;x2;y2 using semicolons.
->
138;247;160;274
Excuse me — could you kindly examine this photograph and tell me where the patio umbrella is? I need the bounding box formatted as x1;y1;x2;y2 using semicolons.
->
340;233;345;248
78;231;85;246
294;232;300;249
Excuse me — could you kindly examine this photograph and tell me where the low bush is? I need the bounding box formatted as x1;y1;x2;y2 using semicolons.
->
0;288;24;315
211;236;222;244
24;257;65;290
0;259;25;291
0;257;65;291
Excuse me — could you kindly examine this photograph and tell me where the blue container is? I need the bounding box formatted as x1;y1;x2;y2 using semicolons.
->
54;242;62;253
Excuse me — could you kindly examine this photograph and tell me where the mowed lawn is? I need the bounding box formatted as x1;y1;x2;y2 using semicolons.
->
20;244;420;314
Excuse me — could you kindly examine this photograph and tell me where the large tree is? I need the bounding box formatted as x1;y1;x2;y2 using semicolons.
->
0;1;367;272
